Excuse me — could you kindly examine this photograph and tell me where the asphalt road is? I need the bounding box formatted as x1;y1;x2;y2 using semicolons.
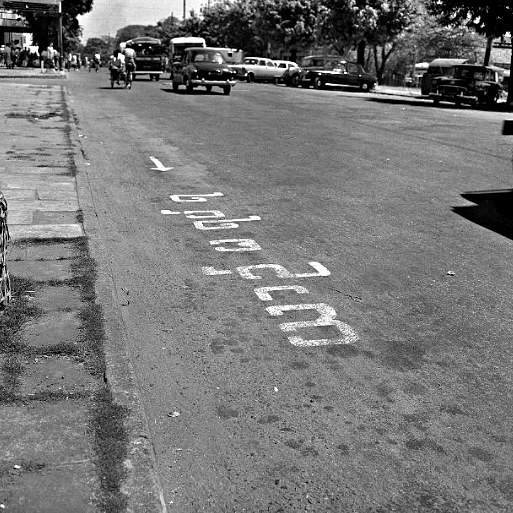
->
67;70;513;512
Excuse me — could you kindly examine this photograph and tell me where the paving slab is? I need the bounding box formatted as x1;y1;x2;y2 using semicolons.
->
9;224;84;240
0;401;96;513
19;356;100;397
32;285;83;312
9;241;77;261
17;310;82;348
8;259;74;281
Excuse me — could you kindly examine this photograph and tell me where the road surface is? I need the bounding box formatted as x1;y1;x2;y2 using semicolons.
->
67;71;513;512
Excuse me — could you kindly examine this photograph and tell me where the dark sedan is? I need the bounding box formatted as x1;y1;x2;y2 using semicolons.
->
172;48;237;95
285;55;376;92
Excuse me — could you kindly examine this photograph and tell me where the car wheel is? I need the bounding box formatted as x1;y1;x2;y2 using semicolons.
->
155;74;160;82
433;98;440;106
172;81;179;92
247;73;254;83
205;85;213;92
290;74;299;87
313;76;324;90
132;74;137;81
360;82;370;92
223;85;231;95
273;77;279;85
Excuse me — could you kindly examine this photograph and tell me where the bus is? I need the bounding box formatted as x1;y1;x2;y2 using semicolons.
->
120;37;167;81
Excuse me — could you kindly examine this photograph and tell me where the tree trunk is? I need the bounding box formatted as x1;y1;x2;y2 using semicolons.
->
357;40;366;66
483;36;493;66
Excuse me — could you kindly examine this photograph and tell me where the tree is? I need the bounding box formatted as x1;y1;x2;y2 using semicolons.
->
427;0;513;101
20;0;93;51
82;36;116;60
319;0;417;81
253;0;327;60
200;1;258;53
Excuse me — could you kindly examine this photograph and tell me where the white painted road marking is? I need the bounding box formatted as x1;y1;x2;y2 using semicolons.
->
254;285;309;301
266;303;358;347
149;156;173;171
170;192;224;203
167;191;358;347
194;216;261;230
210;239;262;252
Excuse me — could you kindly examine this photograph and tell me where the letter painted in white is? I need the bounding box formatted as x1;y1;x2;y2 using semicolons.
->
254;285;309;301
170;192;224;203
194;216;261;230
237;264;295;280
210;239;262;252
266;303;358;347
202;267;233;276
184;210;225;219
294;261;331;278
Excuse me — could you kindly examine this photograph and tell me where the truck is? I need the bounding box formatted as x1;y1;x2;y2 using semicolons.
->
120;37;166;81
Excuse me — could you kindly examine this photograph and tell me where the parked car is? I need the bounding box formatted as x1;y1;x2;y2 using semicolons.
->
420;58;471;96
172;47;237;95
230;57;282;83
429;64;503;107
273;60;299;82
285;55;376;91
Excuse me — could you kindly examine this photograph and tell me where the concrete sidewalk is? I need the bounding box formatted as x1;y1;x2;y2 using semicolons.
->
0;67;66;80
0;82;165;512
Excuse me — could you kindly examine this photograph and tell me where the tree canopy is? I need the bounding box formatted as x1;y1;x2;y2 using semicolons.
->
20;0;93;51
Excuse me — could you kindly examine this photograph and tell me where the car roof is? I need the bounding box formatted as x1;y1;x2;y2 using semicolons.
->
186;47;222;52
428;58;470;67
302;55;342;60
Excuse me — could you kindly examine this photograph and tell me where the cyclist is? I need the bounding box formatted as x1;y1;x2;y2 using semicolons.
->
108;50;124;87
123;46;136;89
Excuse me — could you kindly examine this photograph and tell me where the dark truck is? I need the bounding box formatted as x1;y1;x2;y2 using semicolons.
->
430;64;503;107
121;37;166;81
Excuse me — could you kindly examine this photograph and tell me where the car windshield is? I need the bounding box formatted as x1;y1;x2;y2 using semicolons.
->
453;67;485;80
192;51;224;64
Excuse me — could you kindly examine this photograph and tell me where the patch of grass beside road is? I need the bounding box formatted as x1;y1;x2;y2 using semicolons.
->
0;239;129;511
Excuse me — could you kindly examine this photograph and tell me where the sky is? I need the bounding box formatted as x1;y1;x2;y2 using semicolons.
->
79;0;205;42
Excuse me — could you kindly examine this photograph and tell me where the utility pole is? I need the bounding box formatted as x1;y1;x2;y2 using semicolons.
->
183;0;186;19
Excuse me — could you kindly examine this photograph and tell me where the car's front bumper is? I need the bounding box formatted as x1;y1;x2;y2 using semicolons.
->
191;78;237;87
429;91;476;103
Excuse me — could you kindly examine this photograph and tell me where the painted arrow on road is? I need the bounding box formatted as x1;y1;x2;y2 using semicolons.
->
149;156;173;171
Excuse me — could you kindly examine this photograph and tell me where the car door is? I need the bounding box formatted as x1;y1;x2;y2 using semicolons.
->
328;61;347;85
344;62;361;87
266;59;277;79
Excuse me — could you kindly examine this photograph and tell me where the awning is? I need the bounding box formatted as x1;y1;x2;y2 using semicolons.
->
0;0;60;13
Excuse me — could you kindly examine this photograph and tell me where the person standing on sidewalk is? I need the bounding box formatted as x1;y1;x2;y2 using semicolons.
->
45;43;57;72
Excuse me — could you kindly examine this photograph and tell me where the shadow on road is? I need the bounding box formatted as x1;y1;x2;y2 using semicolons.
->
161;87;226;96
453;189;513;240
366;96;512;112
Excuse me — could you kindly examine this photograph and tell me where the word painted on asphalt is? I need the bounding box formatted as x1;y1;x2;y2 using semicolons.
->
164;192;358;347
149;156;173;171
201;261;330;279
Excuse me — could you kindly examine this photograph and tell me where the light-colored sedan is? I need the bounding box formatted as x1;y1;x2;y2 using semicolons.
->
231;57;282;83
273;60;299;83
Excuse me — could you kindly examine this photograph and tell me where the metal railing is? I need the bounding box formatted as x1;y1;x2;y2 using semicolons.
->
0;191;11;308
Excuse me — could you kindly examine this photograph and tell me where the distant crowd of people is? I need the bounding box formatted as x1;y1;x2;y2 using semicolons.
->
0;41;39;68
0;40;96;72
